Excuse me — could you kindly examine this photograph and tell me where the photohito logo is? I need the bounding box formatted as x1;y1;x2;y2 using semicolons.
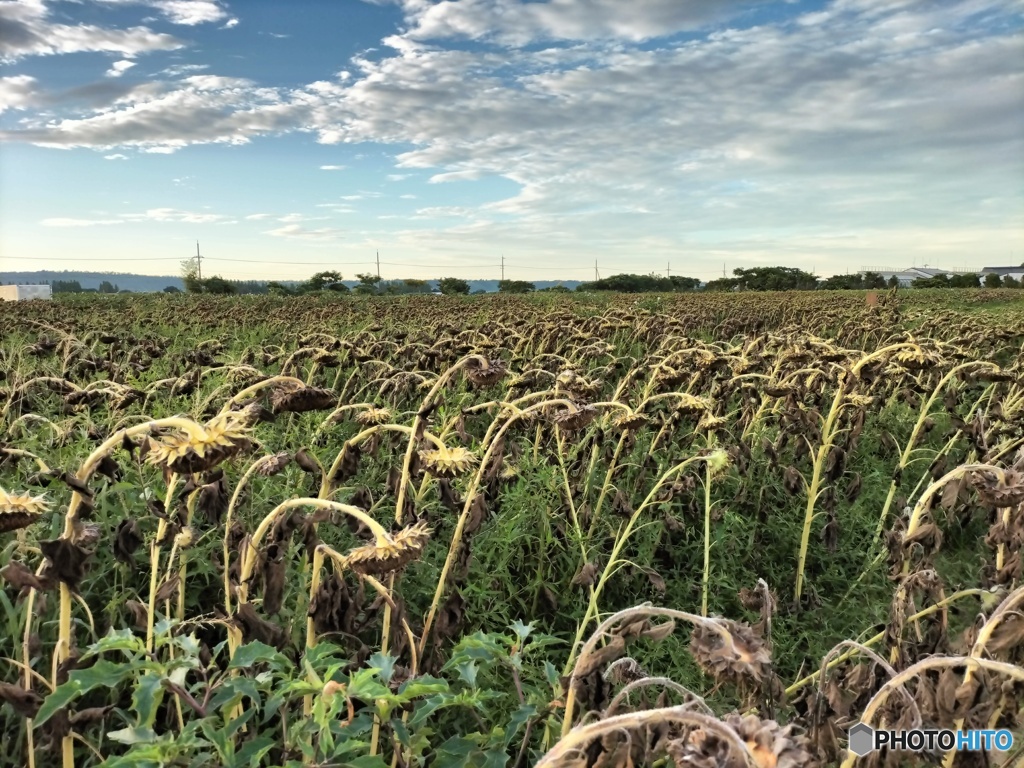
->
848;723;1014;756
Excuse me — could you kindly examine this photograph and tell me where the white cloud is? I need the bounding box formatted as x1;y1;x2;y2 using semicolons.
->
245;212;272;220
0;0;184;61
121;207;231;223
0;75;37;113
319;164;346;170
264;224;345;241
221;17;239;28
41;217;123;226
387;173;411;180
103;153;128;159
105;59;136;77
94;1;230;25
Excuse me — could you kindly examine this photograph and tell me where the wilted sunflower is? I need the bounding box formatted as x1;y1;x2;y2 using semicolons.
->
550;404;597;432
668;712;818;768
697;412;727;432
355;406;392;427
844;393;874;408
147;411;254;474
689;619;772;685
342;520;432;576
270;386;337;414
419;445;478;478
676;394;714;414
613;411;650;431
0;487;50;533
464;358;507;387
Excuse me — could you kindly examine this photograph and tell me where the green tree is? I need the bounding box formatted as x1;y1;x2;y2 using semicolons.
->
203;276;237;294
983;272;1003;288
498;279;535;294
820;274;864;290
949;273;980;288
181;258;204;293
862;271;886;289
163;286;181;294
354;273;382;295
887;275;900;289
267;281;295;296
1004;275;1020;288
730;267;818;291
302;271;346;292
98;280;118;294
52;280;83;294
438;277;470;295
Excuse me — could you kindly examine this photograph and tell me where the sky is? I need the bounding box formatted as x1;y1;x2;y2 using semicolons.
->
1;0;1022;283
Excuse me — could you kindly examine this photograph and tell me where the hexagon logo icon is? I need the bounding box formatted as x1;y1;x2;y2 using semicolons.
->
848;723;876;756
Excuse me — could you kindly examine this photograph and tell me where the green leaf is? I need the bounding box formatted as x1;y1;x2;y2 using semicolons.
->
107;726;159;745
199;719;233;760
396;675;448;699
500;704;537;749
454;660;478;688
35;659;135;726
229;641;289;670
86;627;146;658
509;620;533;643
367;652;397;684
132;671;165;728
345;667;390;701
236;734;276;767
543;661;560;689
208;676;262;713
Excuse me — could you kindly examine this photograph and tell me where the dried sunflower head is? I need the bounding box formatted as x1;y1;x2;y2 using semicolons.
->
844;393;874;408
676;394;714;414
550;403;597;432
690;619;772;685
146;412;253;474
342;520;432;576
668;712;818;768
0;487;50;532
697;412;727;432
270;386;337;414
355;406;392;426
256;452;292;477
419;445;478;478
613;411;650;431
464;358;507;387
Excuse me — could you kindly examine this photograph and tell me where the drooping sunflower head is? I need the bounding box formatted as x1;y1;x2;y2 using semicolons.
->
550;403;597;432
676;393;714;414
419;445;478;478
342;520;432;576
355;406;392;427
0;487;50;533
613;411;650;432
270;386;337;414
464;358;507;387
669;712;817;768
147;413;253;475
689;619;772;686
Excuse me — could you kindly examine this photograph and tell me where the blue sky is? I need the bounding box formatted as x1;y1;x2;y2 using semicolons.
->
1;0;1022;282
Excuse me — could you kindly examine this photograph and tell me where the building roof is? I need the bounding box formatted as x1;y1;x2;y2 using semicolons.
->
981;266;1024;275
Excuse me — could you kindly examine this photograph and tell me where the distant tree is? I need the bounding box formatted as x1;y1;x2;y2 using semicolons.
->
401;279;432;294
912;273;950;288
354;273;382;295
302;271;346;292
578;273;698;292
820;274;864;290
498;279;535;294
52;280;83;294
202;276;237;294
984;272;1003;288
98;280;118;294
438;277;470;295
163;285;182;294
181;258;204;293
887;275;900;289
702;277;739;292
471;289;487;295
730;267;818;291
950;273;980;288
1004;275;1020;288
538;285;571;293
862;271;887;289
267;281;295;296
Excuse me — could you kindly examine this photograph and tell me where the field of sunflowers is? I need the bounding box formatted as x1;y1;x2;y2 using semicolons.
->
0;288;1022;768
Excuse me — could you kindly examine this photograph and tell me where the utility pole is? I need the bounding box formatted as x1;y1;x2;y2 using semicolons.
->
196;241;202;281
376;250;381;280
666;262;671;278
595;259;600;281
501;254;505;282
723;262;726;278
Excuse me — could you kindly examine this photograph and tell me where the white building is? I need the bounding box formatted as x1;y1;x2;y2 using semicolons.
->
981;266;1024;282
859;267;973;287
0;285;52;301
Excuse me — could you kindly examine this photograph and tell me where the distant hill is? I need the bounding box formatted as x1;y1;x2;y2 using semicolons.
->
0;271;581;294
